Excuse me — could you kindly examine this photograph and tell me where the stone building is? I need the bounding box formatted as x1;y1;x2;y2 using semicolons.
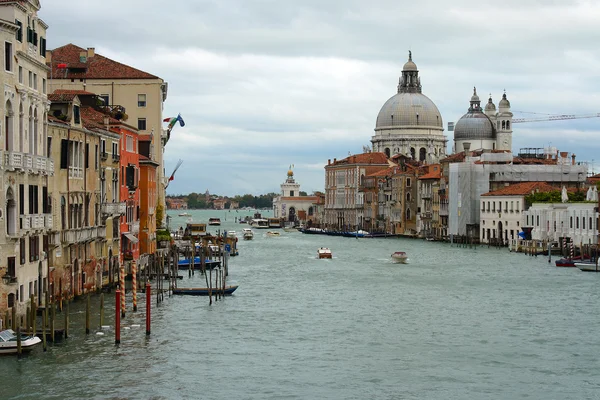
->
273;167;318;224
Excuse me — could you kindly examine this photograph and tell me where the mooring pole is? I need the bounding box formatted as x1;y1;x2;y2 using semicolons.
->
145;282;151;336
115;287;121;345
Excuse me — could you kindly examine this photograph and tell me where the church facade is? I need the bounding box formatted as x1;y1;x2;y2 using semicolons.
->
272;168;318;224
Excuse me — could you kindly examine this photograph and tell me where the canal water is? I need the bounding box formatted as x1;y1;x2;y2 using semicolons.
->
1;209;599;399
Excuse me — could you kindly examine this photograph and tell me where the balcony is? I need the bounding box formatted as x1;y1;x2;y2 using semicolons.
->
61;226;103;244
1;274;17;285
100;151;108;160
20;214;52;231
112;153;120;162
421;191;432;199
101;202;126;216
129;221;140;234
3;151;54;175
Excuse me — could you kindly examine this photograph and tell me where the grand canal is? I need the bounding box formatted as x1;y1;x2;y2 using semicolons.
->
1;209;599;399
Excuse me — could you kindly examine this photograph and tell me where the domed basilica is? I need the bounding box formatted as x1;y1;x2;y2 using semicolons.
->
453;87;513;153
371;52;447;163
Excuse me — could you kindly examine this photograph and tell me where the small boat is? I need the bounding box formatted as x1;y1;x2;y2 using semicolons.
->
177;256;220;270
317;247;332;259
266;231;281;237
555;258;576;267
575;261;599;272
391;251;408;264
172;285;239;296
243;228;254;240
208;218;221;226
178;212;191;217
226;231;237;238
250;218;269;229
0;329;41;354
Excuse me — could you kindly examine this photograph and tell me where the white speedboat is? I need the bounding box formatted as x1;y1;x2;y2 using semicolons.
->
317;247;332;259
575;261;599;272
391;251;408;264
242;228;254;240
266;231;281;237
0;329;41;354
178;212;191;217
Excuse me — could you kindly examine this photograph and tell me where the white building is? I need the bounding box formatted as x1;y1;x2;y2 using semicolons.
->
480;182;557;244
524;202;598;245
273;168;318;224
0;0;51;320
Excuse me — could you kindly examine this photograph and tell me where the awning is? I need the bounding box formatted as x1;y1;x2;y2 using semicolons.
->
123;233;139;243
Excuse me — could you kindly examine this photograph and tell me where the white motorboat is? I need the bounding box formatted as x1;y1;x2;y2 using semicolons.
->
178;212;191;217
391;251;409;264
266;231;281;237
317;247;332;259
250;218;269;229
575;261;599;272
242;228;254;240
0;329;41;354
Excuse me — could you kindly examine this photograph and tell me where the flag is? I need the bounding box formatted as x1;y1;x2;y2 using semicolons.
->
163;114;185;130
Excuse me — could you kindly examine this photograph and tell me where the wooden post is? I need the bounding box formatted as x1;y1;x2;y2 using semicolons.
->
16;326;22;358
100;293;104;328
4;310;8;330
59;278;63;311
31;294;36;334
85;293;90;334
115;287;121;345
51;300;55;343
145;282;151;336
120;265;125;318
42;307;47;351
64;300;69;339
132;260;137;312
11;306;16;330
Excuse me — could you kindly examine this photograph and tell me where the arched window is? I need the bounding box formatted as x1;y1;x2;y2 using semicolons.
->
406;192;411;202
410;147;416;160
33;108;38;155
6;187;17;236
570;216;573;228
28;106;34;154
308;206;313;216
5;100;13;151
506;121;510;130
406;208;411;220
502;120;506;129
61;196;66;230
419;147;426;161
19;103;24;152
384;148;390;158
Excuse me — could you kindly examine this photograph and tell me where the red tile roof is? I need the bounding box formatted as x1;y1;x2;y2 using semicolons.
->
330;152;389;166
482;182;558;197
368;167;395;177
49;44;159;80
80;106;120;130
48;89;97;102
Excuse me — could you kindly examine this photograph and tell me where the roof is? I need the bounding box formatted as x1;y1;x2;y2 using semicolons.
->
48;89;97;102
79;106;121;130
482;182;558;197
49;44;159;80
419;165;442;180
329;152;389;166
368;167;395;178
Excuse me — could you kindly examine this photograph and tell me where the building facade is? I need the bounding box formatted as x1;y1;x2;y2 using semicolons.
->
273;168;318;224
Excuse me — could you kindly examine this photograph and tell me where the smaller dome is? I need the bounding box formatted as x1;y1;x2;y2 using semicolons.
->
454;113;495;140
403;50;418;71
499;92;510;108
485;96;496;112
470;87;480;103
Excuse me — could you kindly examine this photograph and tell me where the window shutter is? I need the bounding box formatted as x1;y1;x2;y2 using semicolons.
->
85;143;89;168
33;32;38;46
60;139;68;169
27;27;32;43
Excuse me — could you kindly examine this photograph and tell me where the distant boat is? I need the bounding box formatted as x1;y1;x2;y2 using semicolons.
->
575;261;599;272
208;218;221;226
0;329;41;354
266;231;280;237
317;247;332;259
178;212;191;217
172;285;239;296
391;251;408;264
243;228;254;240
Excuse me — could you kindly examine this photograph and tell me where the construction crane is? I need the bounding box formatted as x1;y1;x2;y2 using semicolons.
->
513;112;600;124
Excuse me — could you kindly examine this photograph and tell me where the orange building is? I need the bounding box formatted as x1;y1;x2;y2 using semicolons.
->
139;135;158;256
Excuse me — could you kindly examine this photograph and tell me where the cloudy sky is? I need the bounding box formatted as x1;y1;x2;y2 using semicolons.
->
43;0;600;196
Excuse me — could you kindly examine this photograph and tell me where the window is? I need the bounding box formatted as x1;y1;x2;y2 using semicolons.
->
137;94;146;107
137;118;146;131
406;178;411;187
19;238;26;265
42;78;46;94
29;235;39;262
73;105;80;124
18;66;23;83
28;71;32;87
33;73;37;90
5;41;13;71
126;135;134;152
39;37;46;56
15;20;22;42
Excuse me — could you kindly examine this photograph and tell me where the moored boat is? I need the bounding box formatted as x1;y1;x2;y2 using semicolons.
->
575;261;599;272
555;258;576;267
0;329;41;354
391;251;408;264
172;285;239;296
317;247;332;259
177;256;220;270
208;218;221;226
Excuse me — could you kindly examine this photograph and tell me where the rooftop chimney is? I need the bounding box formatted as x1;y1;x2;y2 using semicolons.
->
328;159;330;165
45;50;52;63
79;51;87;63
463;142;471;158
87;47;95;58
572;153;576;165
